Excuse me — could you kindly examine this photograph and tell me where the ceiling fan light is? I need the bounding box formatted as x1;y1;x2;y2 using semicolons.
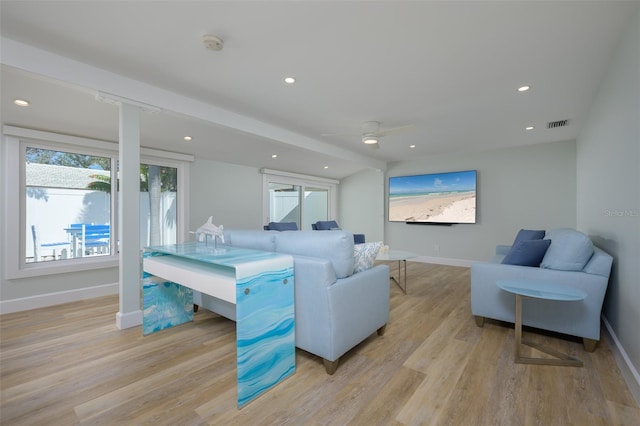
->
363;136;378;144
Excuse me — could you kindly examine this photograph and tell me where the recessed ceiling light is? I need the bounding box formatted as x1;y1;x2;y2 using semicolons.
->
183;136;193;141
13;99;30;107
518;85;531;92
409;144;416;148
284;77;296;84
526;126;535;130
272;154;278;158
324;166;329;169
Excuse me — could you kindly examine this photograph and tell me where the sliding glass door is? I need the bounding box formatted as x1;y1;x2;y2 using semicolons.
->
268;183;302;228
262;170;337;230
303;187;329;230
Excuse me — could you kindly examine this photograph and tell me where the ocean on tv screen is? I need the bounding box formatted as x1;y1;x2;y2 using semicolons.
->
388;170;476;223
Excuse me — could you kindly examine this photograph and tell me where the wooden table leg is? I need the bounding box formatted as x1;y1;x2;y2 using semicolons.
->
515;294;523;360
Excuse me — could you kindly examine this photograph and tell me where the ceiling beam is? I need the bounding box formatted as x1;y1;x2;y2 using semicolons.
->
0;37;386;172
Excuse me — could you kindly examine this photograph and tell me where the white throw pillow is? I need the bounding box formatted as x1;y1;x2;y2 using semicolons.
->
353;241;383;273
540;228;594;271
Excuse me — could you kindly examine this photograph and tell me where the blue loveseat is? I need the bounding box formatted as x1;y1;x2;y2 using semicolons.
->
193;229;390;374
471;228;613;351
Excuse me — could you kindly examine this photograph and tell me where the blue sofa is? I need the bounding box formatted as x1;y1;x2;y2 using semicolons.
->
193;229;390;374
470;228;613;351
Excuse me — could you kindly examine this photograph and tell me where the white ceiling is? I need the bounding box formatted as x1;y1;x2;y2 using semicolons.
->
1;1;638;179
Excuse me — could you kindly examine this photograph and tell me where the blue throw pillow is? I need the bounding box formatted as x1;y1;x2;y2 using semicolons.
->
502;239;552;267
315;220;340;230
512;229;546;246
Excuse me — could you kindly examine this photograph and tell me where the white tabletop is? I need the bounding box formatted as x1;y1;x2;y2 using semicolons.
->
376;250;418;262
497;279;586;301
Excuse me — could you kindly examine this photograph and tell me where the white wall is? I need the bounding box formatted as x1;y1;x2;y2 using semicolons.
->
189;158;264;233
577;9;639;395
380;140;576;262
1;267;118;301
339;168;385;243
0;128;5;302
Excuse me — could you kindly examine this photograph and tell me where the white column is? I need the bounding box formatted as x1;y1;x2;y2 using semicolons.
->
115;102;143;329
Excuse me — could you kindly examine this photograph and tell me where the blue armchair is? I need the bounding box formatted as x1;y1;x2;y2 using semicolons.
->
312;220;365;244
264;222;298;231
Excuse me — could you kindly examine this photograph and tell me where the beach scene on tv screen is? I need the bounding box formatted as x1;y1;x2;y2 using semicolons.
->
389;170;476;223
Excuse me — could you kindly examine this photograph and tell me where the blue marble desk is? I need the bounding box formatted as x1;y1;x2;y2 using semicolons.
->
142;242;295;407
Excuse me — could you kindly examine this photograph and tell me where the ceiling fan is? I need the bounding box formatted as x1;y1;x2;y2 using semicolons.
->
322;121;415;148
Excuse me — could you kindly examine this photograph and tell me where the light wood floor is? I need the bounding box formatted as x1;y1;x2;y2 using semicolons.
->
1;263;638;425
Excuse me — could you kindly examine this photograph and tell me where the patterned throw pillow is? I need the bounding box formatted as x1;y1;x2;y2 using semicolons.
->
353;241;383;273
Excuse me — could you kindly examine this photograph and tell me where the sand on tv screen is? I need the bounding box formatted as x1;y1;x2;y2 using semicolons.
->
388;170;477;224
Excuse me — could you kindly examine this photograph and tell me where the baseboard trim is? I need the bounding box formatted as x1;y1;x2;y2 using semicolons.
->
116;310;143;329
602;315;640;406
411;255;476;268
0;283;118;315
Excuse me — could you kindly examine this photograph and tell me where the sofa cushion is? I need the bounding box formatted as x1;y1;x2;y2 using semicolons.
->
275;230;355;279
353;241;383;273
502;239;551;267
513;229;545;246
541;228;594;271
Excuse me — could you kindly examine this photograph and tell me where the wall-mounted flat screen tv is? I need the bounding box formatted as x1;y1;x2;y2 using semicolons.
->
388;170;477;224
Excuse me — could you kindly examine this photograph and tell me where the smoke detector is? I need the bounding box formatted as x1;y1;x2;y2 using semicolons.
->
203;34;224;51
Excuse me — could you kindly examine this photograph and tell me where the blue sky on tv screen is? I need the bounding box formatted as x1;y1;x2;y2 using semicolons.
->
390;170;476;196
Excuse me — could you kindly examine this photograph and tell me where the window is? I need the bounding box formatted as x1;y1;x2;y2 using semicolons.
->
261;169;337;230
3;127;191;278
26;147;115;263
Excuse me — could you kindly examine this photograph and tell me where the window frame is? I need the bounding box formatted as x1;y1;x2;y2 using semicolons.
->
3;126;191;279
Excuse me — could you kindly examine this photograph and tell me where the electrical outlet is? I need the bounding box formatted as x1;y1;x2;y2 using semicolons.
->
433;244;440;253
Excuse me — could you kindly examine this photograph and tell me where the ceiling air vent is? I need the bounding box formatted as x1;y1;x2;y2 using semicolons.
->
547;119;570;129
